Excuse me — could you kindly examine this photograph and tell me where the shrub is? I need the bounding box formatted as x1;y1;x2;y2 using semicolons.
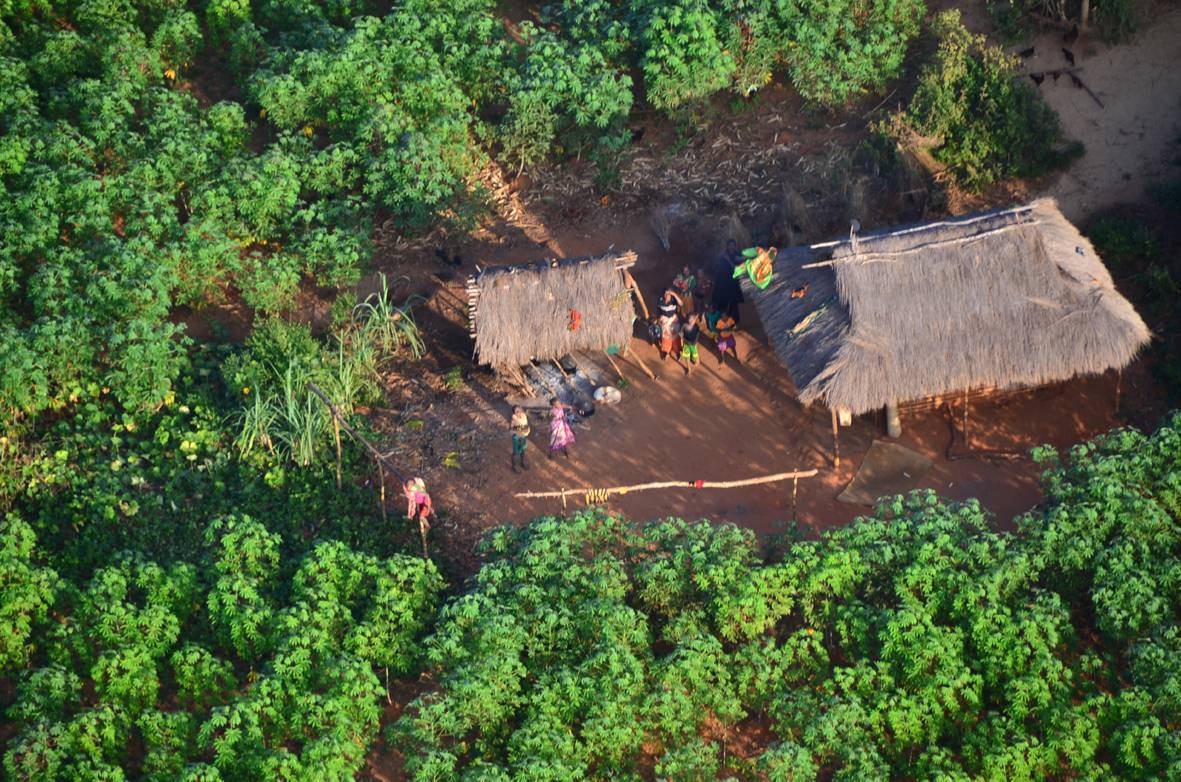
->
499;24;633;168
780;0;925;106
1087;216;1161;269
1093;0;1137;42
884;10;1077;190
637;0;735;112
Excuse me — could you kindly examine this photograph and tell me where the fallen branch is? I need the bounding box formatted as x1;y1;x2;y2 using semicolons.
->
515;468;819;504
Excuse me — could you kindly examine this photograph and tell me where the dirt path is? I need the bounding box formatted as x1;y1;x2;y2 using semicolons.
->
1026;5;1181;219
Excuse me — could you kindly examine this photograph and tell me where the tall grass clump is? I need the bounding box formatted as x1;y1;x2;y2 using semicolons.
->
223;278;424;466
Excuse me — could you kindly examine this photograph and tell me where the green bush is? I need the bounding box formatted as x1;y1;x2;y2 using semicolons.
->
637;0;736;112
781;0;925;105
3;519;442;781
885;10;1077;190
1087;216;1161;269
1093;0;1137;42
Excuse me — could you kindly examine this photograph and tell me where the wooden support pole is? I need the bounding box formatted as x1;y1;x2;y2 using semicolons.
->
886;401;901;438
378;460;387;524
1114;369;1122;415
333;417;343;489
626;338;657;380
791;476;799;521
962;392;970;449
514;468;819;502
622;268;650;320
831;408;841;469
604;351;627;382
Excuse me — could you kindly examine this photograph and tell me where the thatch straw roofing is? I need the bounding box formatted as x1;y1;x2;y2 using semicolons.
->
469;251;637;368
743;199;1150;415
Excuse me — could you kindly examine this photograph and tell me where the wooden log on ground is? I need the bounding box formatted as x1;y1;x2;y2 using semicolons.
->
514;468;819;502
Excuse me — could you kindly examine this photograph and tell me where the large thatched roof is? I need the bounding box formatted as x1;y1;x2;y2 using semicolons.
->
743;199;1150;415
469;251;637;368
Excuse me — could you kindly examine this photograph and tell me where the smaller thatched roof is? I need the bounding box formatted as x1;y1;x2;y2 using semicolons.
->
743;199;1150;415
469;251;637;369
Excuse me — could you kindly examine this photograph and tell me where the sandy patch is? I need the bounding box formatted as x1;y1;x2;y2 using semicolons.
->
1024;6;1181;218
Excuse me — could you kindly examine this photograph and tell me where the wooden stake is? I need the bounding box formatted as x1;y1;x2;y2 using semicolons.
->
419;515;430;560
831;408;841;468
514;468;818;501
791;476;799;521
332;417;343;489
627;338;657;380
1114;369;1122;415
603;351;627;382
622;268;650;320
378;460;387;524
962;392;970;449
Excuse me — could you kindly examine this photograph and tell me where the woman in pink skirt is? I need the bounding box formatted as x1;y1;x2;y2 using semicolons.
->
548;397;575;459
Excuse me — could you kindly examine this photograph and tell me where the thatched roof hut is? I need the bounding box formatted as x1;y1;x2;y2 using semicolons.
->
468;251;638;369
743;199;1150;417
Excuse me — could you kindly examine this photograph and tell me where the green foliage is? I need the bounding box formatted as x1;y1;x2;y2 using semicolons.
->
1088;216;1162;269
500;23;633;168
0;515;60;674
780;0;925;105
3;518;442;781
3;345;410;579
885;10;1077;190
638;0;735;112
222;299;422;467
1093;0;1138;42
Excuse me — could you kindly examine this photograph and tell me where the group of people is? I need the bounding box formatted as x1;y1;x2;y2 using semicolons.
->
504;240;748;473
650;239;745;375
509;397;576;472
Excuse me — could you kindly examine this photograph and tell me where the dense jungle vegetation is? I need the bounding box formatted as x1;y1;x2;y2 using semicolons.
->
3;1;1176;780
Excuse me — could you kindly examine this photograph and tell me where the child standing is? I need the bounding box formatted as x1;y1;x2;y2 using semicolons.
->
715;312;739;367
672;266;696;314
403;477;433;523
548;397;575;459
510;406;530;472
680;313;702;375
658;309;681;361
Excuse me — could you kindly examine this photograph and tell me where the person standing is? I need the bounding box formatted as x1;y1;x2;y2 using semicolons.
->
657;288;683;361
715;311;739;367
712;239;745;320
403;477;433;523
548;397;575;459
510;406;530;472
672;265;696;314
694;264;713;314
680;313;702;375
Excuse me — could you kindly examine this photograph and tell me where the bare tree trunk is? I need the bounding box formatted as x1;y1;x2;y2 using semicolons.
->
1080;0;1090;29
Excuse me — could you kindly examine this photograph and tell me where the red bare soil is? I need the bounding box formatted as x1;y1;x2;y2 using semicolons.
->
419;216;1153;548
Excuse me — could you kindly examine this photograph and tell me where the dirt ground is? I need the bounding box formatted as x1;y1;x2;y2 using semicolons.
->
173;3;1180;558
410;216;1147;552
1022;3;1181;220
351;2;1181;569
